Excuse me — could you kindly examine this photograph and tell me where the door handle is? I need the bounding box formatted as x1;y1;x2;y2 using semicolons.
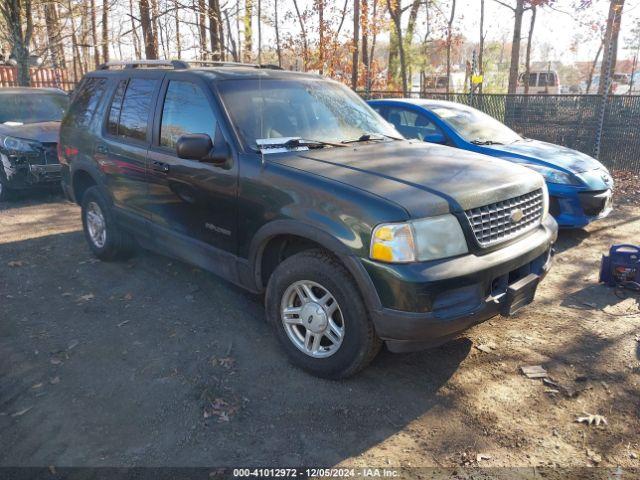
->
151;160;170;173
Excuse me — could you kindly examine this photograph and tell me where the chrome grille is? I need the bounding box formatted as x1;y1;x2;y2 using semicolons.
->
465;189;543;248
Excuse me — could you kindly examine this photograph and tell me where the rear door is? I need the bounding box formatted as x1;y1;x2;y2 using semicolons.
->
100;71;162;219
146;74;238;254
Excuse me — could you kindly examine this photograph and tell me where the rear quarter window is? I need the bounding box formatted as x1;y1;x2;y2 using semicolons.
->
65;77;107;129
107;78;158;142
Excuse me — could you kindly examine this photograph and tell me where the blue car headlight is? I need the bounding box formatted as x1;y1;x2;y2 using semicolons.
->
523;164;579;185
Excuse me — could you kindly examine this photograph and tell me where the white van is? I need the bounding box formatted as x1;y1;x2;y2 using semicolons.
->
516;70;561;94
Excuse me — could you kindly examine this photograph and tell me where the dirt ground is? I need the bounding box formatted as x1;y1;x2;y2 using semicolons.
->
0;189;638;471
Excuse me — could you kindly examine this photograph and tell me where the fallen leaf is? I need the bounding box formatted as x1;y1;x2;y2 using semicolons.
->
475;344;493;354
76;293;95;302
211;356;236;369
521;365;547;379
576;414;608;426
630;452;638;459
50;376;60;385
123;293;133;301
117;319;130;327
61;292;72;297
50;357;63;365
31;383;43;389
476;453;491;461
11;407;32;417
67;340;79;350
8;260;24;267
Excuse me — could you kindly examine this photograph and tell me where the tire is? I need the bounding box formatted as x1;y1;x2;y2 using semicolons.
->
266;249;382;379
81;186;134;261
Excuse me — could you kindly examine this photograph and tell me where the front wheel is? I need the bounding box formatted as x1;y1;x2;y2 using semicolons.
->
265;249;381;379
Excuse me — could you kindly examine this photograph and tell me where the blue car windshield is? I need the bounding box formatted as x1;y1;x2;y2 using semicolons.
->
217;78;400;149
430;104;521;145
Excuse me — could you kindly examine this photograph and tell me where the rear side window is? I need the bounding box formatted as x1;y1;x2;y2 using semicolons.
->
107;78;158;141
66;77;106;128
160;81;216;149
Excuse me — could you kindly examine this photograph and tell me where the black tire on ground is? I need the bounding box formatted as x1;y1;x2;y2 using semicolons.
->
265;249;382;379
81;186;135;261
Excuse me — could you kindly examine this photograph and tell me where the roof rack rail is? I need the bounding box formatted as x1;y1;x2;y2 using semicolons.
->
97;60;188;70
96;59;285;71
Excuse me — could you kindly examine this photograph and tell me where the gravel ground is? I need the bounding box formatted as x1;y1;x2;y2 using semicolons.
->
0;191;638;469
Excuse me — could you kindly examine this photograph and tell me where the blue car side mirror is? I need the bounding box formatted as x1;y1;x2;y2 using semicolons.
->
423;132;446;144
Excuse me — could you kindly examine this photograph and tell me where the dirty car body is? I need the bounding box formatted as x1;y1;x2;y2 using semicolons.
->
370;98;614;229
59;63;557;377
0;88;68;197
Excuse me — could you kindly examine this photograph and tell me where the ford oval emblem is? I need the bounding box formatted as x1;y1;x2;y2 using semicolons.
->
510;208;524;223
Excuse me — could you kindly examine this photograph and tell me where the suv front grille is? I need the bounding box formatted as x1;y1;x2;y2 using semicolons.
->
464;189;543;248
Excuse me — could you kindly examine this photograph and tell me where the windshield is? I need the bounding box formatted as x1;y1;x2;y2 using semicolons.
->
430;104;521;144
217;78;400;149
0;92;68;125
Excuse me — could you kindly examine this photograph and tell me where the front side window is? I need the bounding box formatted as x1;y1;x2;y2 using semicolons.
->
217;78;399;149
160;81;217;149
107;78;158;141
386;107;440;141
0;92;68;125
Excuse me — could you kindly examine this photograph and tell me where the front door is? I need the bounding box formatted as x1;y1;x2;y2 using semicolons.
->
146;76;237;254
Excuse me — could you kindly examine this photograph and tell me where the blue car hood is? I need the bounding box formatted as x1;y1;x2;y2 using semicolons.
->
487;139;602;174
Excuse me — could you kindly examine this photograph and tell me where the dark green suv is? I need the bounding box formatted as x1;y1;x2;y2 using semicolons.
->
59;60;557;378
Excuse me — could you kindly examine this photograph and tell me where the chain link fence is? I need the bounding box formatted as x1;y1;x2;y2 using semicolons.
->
360;91;640;174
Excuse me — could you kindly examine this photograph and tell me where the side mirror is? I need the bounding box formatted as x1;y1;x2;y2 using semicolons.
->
176;132;230;166
423;132;446;144
176;134;213;160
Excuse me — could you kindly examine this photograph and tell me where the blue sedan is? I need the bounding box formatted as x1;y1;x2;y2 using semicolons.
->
369;98;614;228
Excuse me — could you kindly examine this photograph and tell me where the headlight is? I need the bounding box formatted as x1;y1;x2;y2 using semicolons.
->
2;135;38;153
370;214;468;263
523;163;578;185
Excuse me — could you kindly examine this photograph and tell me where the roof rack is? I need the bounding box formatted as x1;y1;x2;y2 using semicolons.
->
97;59;284;71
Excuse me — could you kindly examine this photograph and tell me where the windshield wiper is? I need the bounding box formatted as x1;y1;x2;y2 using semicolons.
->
255;136;346;153
471;139;504;145
341;132;402;144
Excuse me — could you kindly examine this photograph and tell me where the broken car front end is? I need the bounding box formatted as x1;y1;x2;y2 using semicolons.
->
0;135;61;190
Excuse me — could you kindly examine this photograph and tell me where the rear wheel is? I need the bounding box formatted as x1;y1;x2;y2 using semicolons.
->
81;186;134;260
266;249;381;379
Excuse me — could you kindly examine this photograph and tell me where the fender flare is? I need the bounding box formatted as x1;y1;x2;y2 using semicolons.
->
248;219;382;312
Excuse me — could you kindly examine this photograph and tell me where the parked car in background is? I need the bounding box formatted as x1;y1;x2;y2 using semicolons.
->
583;73;631;95
516;70;561;94
370;98;613;228
0;87;68;201
59;60;557;378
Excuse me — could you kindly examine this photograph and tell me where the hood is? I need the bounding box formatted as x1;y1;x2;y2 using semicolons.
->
485;138;603;174
0;121;60;144
269;140;544;219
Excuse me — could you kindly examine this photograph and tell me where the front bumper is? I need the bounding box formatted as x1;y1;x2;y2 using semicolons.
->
365;216;558;352
549;186;613;228
1;151;62;189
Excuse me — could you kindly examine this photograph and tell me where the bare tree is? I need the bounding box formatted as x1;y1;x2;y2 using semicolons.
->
174;0;182;59
0;0;34;85
292;0;308;69
209;0;221;59
89;0;100;67
387;0;407;95
44;1;65;69
446;0;457;95
244;0;252;62
129;0;141;58
479;0;485;93
274;0;282;66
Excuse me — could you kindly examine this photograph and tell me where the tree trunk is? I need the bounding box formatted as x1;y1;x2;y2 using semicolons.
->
3;0;34;86
139;0;158;59
292;0;308;69
352;0;359;88
101;0;109;62
598;0;625;95
196;0;207;58
174;0;182;59
318;0;324;74
44;1;65;69
507;0;525;94
524;6;536;94
478;0;485;93
387;0;407;95
89;0;100;67
224;9;238;61
274;0;282;66
129;0;141;58
209;0;221;60
446;0;456;95
68;0;84;81
361;0;368;88
257;0;262;63
368;0;378;91
586;39;603;94
150;0;160;57
244;0;253;62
